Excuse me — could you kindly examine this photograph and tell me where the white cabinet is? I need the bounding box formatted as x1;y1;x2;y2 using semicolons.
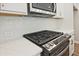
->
69;33;74;56
0;3;27;15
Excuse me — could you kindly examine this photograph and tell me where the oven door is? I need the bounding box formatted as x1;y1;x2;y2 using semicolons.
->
50;39;69;56
57;45;69;56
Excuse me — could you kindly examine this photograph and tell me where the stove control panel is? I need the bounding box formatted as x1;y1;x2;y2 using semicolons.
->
43;41;56;51
42;34;70;51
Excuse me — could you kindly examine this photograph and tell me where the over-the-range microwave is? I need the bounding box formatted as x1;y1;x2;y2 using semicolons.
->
27;3;56;17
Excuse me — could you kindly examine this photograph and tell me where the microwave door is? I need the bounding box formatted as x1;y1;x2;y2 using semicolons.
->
28;3;56;17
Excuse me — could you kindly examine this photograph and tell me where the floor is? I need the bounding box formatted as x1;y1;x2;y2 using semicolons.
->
73;43;79;56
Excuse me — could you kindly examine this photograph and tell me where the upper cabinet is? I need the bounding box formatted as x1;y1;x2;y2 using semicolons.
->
0;3;27;15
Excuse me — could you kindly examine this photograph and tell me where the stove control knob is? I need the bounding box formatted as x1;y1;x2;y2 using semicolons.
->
51;42;54;46
48;42;53;46
50;43;54;46
64;34;69;38
44;44;50;49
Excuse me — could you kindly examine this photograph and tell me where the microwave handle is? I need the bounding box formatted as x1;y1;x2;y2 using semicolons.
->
53;3;57;13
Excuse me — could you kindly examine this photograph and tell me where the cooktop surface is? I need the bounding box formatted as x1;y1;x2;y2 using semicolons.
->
23;30;63;45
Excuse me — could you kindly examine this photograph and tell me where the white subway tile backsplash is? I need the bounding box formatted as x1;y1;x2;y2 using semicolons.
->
0;16;57;43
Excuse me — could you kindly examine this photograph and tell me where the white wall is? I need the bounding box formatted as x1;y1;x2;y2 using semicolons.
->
0;3;73;43
0;16;57;43
55;3;73;31
74;3;79;42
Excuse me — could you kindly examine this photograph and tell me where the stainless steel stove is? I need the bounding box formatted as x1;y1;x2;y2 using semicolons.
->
23;30;71;56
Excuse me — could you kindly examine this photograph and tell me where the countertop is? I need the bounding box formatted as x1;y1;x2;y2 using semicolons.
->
0;38;42;56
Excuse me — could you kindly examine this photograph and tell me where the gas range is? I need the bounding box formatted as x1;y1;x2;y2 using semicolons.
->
23;30;71;56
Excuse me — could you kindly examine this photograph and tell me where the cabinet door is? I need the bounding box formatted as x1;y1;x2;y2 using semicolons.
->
0;3;27;15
